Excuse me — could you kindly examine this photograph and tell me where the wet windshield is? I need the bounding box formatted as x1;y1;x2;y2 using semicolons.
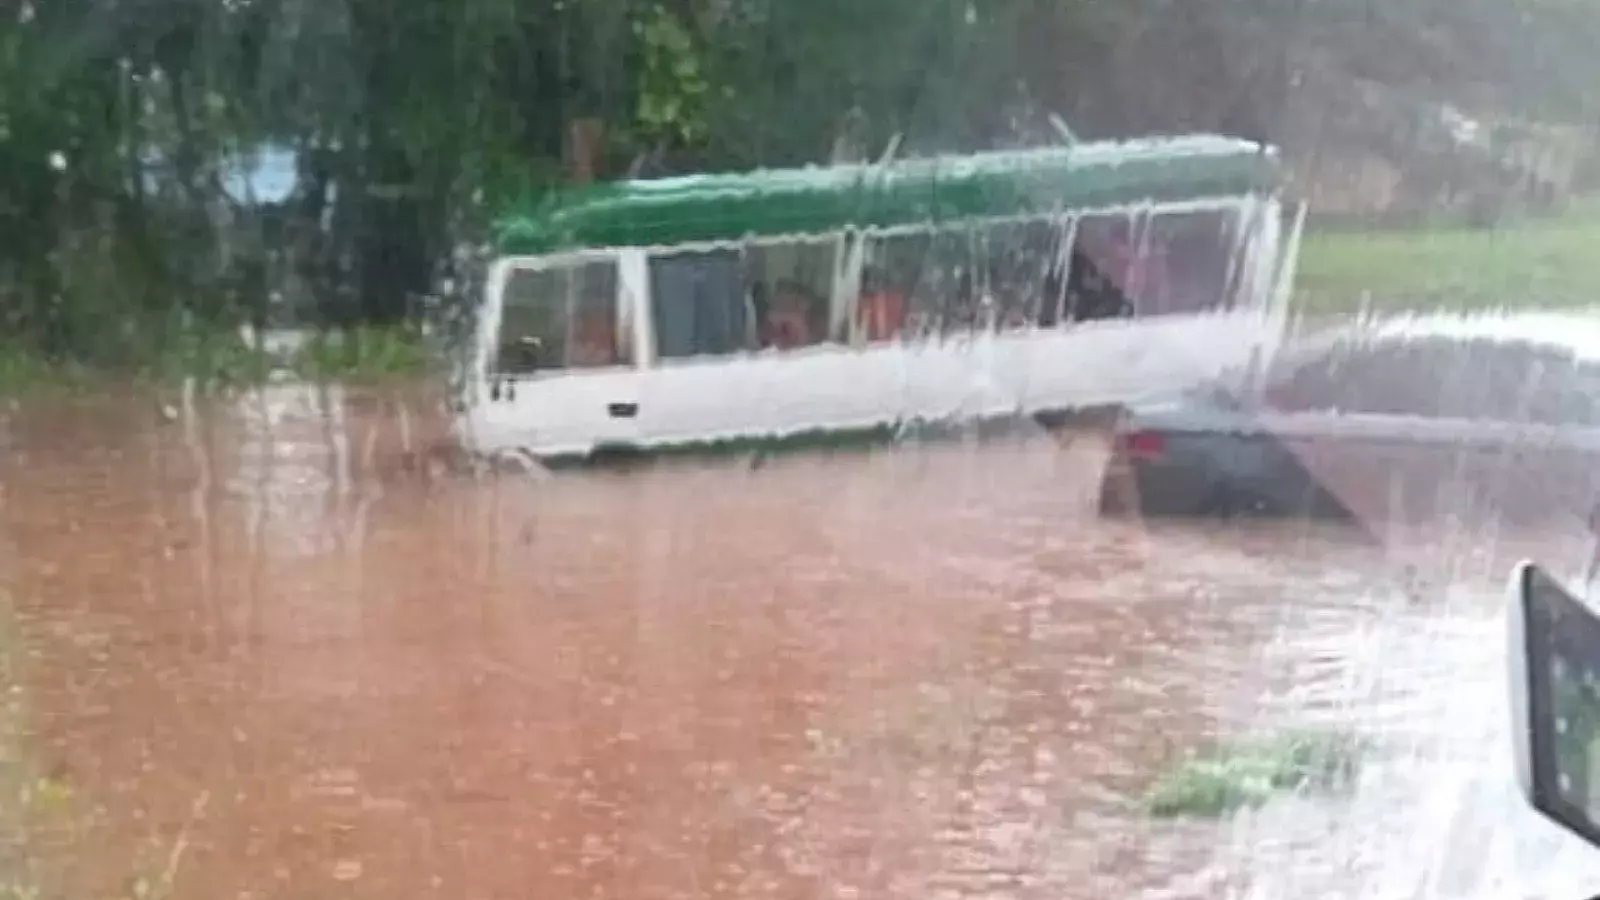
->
8;0;1600;897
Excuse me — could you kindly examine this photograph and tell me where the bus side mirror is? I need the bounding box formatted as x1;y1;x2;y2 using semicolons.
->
501;335;544;373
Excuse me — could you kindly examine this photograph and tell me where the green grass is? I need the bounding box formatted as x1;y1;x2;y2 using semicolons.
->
286;325;436;383
1296;204;1600;314
1143;729;1368;819
9;207;1600;395
0;324;437;398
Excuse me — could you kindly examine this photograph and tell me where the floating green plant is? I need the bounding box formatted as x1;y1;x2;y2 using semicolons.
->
1144;728;1368;819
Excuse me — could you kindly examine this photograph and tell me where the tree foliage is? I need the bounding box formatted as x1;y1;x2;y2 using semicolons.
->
0;0;1595;367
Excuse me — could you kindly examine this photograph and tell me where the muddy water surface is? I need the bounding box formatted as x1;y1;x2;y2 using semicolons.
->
0;385;1475;899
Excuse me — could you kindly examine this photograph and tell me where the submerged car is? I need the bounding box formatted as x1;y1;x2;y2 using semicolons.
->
1098;312;1600;529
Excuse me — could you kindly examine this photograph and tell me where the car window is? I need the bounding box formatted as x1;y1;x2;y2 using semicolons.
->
1262;334;1467;417
1262;332;1600;425
1505;346;1600;427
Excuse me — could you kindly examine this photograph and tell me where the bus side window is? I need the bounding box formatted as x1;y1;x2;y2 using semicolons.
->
1141;209;1239;317
864;227;1012;340
860;231;929;343
901;228;974;339
978;219;1058;331
745;240;835;351
937;230;979;336
569;263;624;367
494;260;625;375
649;249;749;360
1066;214;1136;322
858;264;906;343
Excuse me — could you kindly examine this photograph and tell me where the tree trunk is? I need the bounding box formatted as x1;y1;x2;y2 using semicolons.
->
565;117;605;183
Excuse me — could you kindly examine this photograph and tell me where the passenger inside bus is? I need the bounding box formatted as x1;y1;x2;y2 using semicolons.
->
1061;218;1138;321
858;266;906;342
944;270;979;333
763;280;817;349
1066;246;1135;321
566;310;620;367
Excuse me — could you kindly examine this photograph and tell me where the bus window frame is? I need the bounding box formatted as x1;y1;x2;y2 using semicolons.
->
627;232;856;367
646;245;752;364
1129;208;1154;316
477;195;1264;380
742;232;849;356
483;250;632;383
863;219;1063;344
1047;214;1079;328
977;215;1069;333
1062;209;1138;323
1137;206;1247;318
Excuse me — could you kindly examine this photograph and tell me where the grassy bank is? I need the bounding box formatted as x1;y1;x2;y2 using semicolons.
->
8;208;1600;396
1296;204;1600;314
0;325;438;398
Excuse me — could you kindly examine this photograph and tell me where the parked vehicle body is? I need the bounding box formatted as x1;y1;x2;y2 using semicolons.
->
1099;312;1600;530
458;134;1304;464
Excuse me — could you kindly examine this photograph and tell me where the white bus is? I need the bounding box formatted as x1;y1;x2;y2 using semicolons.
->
462;134;1305;464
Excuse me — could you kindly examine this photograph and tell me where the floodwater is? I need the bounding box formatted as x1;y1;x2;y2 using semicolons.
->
0;384;1596;899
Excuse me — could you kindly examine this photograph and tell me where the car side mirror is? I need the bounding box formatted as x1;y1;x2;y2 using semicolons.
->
1508;560;1600;852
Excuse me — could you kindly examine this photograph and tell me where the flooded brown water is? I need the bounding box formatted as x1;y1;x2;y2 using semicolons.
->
0;384;1579;900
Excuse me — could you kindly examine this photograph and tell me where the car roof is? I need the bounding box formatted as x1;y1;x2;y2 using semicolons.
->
1291;309;1600;364
1371;310;1600;359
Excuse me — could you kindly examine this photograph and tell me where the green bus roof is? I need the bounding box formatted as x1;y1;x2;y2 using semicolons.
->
495;134;1282;256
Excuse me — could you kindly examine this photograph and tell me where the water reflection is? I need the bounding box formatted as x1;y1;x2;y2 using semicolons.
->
0;385;1450;898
